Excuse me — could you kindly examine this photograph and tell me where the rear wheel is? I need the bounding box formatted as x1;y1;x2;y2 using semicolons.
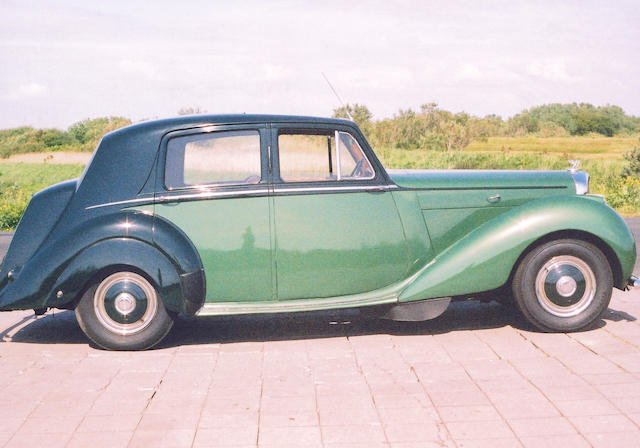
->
75;271;175;350
512;239;613;332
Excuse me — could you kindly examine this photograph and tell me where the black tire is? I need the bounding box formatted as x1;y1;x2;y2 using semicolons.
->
75;271;175;350
512;239;613;332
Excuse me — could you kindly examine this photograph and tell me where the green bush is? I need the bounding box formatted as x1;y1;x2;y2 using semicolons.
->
0;117;131;158
622;146;640;177
0;183;31;230
0;163;85;231
595;176;640;213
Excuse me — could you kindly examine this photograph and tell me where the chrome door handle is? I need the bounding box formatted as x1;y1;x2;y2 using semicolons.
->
487;194;501;203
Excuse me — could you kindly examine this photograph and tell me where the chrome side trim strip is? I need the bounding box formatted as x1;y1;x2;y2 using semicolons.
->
273;185;396;194
85;197;156;210
86;185;397;209
158;188;269;202
196;294;397;316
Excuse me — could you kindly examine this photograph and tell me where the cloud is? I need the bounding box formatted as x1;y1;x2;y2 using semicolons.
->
454;63;483;81
3;82;48;100
526;59;577;83
117;59;158;80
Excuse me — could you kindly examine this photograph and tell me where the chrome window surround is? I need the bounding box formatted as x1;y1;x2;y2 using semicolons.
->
278;130;375;183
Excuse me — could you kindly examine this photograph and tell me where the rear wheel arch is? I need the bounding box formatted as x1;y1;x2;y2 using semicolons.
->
52;238;189;315
75;267;175;350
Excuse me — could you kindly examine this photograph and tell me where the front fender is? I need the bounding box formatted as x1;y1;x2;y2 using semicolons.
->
398;195;636;302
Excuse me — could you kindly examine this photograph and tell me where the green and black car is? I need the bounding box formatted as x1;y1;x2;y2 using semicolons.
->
0;115;637;350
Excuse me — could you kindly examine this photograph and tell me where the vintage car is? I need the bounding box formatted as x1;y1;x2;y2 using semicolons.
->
0;115;637;350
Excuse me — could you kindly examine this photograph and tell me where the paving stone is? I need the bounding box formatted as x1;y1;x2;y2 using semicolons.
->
584;431;640;448
446;419;515;440
507;416;576;437
568;414;638;434
519;434;589;448
384;421;447;443
259;410;318;427
67;430;133;448
4;430;71;448
321;423;386;444
554;398;620;417
0;288;638;447
455;438;522;448
438;405;502;422
257;425;322;446
193;426;258;447
128;428;196;447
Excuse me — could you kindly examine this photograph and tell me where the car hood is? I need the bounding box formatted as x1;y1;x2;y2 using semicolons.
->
387;169;576;192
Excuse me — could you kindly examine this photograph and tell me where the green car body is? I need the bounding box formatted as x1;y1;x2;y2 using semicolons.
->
0;114;636;349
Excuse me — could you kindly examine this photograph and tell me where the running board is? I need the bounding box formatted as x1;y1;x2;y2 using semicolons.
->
196;294;397;316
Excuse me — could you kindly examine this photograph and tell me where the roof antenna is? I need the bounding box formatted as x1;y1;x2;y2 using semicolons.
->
322;72;353;121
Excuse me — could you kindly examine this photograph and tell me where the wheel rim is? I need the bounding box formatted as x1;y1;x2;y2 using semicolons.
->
534;255;596;317
94;272;158;335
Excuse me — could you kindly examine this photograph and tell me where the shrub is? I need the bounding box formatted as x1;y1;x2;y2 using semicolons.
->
622;146;640;177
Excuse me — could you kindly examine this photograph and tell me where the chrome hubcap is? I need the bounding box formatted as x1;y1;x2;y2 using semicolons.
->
556;275;577;297
535;255;596;317
114;292;136;315
94;272;158;335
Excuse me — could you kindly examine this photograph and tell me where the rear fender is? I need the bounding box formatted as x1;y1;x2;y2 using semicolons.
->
0;211;205;315
398;195;636;302
50;238;183;312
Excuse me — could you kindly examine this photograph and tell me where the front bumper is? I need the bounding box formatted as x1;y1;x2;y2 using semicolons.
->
629;276;640;290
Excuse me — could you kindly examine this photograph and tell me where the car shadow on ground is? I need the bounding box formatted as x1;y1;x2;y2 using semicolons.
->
3;300;637;349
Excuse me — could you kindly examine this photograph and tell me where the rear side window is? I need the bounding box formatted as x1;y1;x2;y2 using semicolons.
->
165;130;261;188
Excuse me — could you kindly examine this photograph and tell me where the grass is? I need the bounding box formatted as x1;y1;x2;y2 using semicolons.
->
466;136;639;158
375;146;640;216
0;163;84;230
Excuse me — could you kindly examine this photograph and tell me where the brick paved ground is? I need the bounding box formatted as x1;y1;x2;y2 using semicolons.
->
0;287;639;448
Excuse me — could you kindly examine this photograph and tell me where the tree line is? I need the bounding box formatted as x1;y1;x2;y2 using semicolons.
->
0;117;131;158
334;103;640;151
0;103;637;158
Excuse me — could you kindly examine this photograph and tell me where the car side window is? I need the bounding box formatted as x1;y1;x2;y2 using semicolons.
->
165;130;261;188
278;130;374;182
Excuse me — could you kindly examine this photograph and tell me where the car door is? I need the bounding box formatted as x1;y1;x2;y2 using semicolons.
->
271;123;408;300
153;125;273;302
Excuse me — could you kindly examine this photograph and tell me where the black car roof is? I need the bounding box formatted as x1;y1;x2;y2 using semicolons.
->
109;114;355;139
74;114;357;211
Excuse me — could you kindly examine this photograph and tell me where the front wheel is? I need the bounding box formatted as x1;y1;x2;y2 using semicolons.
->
75;271;175;350
512;239;613;332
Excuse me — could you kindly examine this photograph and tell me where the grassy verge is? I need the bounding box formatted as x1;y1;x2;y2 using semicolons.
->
376;147;640;216
0;163;84;230
466;136;639;158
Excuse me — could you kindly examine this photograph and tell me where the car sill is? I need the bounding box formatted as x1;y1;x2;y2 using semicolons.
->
196;294;398;316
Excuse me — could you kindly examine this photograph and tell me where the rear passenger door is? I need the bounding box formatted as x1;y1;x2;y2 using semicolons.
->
155;125;274;302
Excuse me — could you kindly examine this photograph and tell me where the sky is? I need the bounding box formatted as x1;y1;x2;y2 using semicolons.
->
1;0;639;129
